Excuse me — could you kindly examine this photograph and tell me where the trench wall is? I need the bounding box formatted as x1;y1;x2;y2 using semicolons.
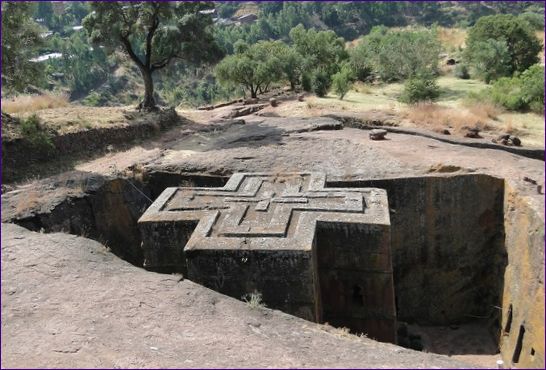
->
500;184;545;368
329;174;507;326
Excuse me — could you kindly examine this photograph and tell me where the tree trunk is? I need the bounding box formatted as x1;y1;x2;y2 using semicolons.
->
140;68;156;110
250;86;257;99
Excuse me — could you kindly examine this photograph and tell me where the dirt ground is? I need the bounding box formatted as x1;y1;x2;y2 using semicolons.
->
2;223;476;369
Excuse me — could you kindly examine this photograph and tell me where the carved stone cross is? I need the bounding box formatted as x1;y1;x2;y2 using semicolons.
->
138;172;396;342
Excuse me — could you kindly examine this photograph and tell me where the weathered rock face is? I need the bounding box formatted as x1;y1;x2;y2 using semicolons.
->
2;172;544;367
138;172;397;343
500;184;545;369
2;175;151;266
330;174;507;326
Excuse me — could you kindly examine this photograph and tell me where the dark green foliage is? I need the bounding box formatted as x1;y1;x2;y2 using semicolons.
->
489;65;544;113
215;25;345;96
311;70;331;98
20;114;54;149
2;2;45;93
400;77;440;104
278;47;305;90
454;64;470;79
465;14;542;81
489;77;527;111
216;2;239;18
354;27;441;82
33;1;90;36
158;66;238;107
520;65;545;114
301;73;312;92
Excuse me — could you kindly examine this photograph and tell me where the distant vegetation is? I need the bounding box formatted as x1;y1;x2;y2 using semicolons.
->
464;14;542;83
469;64;545;114
1;1;544;111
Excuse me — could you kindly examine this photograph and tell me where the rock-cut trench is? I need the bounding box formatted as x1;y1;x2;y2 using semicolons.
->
11;171;510;360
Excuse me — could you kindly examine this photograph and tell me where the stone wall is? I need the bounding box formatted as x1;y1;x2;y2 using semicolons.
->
500;184;545;368
329;174;506;326
315;222;396;342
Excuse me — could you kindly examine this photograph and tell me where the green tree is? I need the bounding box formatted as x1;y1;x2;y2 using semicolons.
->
332;63;355;100
465;14;542;78
1;1;45;93
215;41;284;98
311;70;331;98
83;1;221;110
355;26;441;82
278;46;305;90
59;32;109;98
348;44;373;82
488;64;545;114
289;24;347;79
465;39;511;83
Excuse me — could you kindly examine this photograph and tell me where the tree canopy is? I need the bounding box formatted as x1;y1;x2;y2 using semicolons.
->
83;1;221;109
465;14;542;80
2;1;45;93
215;40;284;98
289;24;347;78
353;26;441;82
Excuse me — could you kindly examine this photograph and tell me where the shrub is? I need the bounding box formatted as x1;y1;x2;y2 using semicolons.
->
348;45;373;82
454;64;470;79
331;64;354;100
311;70;331;97
20;114;53;149
399;77;440;104
490;77;525;111
520;64;545;114
242;291;266;309
487;65;544;113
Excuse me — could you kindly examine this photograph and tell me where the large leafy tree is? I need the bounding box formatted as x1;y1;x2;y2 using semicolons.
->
465;39;511;83
2;1;45;94
83;1;222;110
215;41;284;98
354;26;441;82
465;14;542;80
289;24;347;78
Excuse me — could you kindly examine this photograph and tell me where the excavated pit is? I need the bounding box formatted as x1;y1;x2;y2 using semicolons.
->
8;171;508;359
